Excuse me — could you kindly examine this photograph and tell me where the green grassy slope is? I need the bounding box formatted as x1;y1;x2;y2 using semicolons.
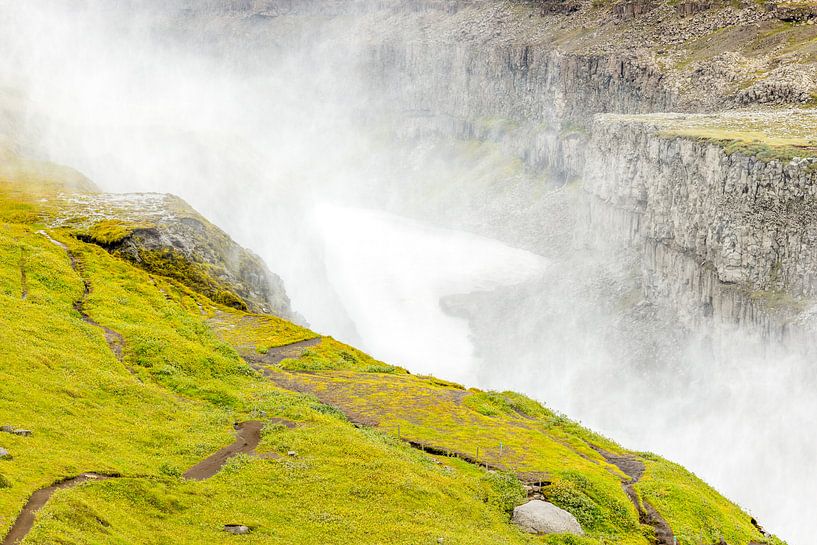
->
0;157;782;545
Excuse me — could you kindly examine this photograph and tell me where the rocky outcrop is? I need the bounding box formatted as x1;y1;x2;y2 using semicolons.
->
611;0;655;20
772;1;817;22
55;193;295;319
582;114;817;341
512;500;584;535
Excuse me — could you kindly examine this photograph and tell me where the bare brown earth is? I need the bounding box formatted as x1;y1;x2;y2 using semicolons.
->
183;421;263;481
593;446;675;545
0;473;115;545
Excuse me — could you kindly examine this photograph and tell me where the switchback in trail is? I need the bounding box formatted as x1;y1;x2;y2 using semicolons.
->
37;230;125;360
2;422;264;544
1;473;115;545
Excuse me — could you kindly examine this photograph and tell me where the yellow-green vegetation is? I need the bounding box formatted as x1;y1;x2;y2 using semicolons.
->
77;219;155;247
636;456;786;545
606;111;817;162
0;175;543;544
0;157;95;225
207;310;318;354
280;337;404;373
254;369;768;545
0;161;780;545
132;246;250;311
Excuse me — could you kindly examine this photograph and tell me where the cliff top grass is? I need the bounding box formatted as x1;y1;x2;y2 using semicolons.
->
0;156;781;544
598;110;817;162
0;170;547;544
256;367;771;545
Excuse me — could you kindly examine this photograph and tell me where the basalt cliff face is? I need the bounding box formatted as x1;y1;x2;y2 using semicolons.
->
303;0;817;345
583;115;817;344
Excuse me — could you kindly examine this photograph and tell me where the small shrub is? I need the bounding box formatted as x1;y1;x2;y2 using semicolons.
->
222;453;252;475
545;478;605;530
310;401;348;421
159;463;181;478
480;471;526;514
363;364;396;373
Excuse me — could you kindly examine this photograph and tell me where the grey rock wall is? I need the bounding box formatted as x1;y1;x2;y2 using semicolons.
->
582;115;817;341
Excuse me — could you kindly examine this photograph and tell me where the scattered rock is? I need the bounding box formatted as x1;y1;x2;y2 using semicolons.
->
0;426;13;433
774;1;817;22
0;447;11;460
223;524;251;535
287;450;298;457
512;500;584;535
12;430;32;437
737;66;816;105
524;484;543;494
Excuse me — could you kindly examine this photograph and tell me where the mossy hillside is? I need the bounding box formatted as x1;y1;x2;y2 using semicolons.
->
47;189;292;317
206;310;318;354
132;246;250;311
2;228;540;543
0;162;780;544
0;223;549;545
257;368;770;545
0;224;237;532
255;371;649;544
0;160;96;225
74;218;252;312
636;456;786;545
77;218;155;247
279;337;405;373
26;424;534;545
206;309;403;373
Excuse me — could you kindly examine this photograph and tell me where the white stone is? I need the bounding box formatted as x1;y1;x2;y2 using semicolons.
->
512;500;584;535
223;524;251;535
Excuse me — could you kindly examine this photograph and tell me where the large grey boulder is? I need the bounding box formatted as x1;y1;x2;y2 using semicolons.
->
512;500;584;535
0;447;10;460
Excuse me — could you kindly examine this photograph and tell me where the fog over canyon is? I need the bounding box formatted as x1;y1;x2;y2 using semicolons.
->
1;2;815;543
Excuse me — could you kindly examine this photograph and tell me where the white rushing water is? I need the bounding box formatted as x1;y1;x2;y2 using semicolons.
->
307;203;549;382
